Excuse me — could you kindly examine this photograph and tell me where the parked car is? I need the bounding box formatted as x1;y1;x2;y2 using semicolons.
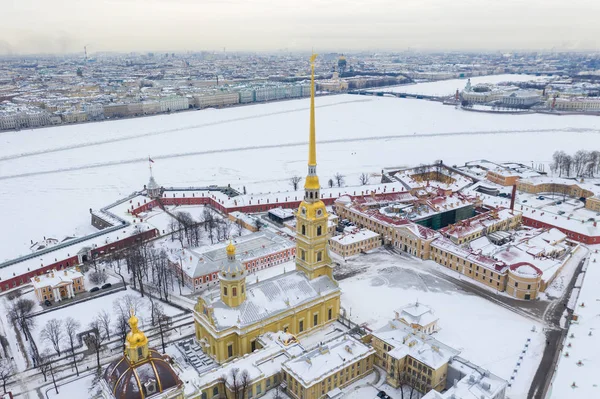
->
90;287;100;293
377;391;391;399
556;201;562;205
522;200;528;203
101;283;112;289
44;299;52;306
558;211;565;215
537;196;545;200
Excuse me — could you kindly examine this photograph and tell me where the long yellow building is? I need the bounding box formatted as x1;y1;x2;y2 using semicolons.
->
193;54;342;364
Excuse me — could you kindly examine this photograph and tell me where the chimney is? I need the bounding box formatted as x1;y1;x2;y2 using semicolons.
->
510;184;517;211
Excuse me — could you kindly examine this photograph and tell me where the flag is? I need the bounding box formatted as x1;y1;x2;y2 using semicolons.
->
149;157;155;163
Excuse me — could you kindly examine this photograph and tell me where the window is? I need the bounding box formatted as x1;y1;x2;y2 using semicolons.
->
213;387;218;396
528;284;531;289
137;347;143;358
241;284;245;294
515;282;518;287
301;250;305;261
314;313;318;326
223;286;228;296
232;287;237;297
251;340;256;352
328;308;333;320
317;226;322;236
227;344;233;358
301;225;306;235
317;251;322;262
299;320;304;332
256;385;262;394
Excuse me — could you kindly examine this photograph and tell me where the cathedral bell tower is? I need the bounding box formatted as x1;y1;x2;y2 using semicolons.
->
295;54;333;281
219;242;247;308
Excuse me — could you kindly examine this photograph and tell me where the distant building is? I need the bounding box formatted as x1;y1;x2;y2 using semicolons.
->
227;211;259;232
550;96;600;111
329;228;381;258
170;230;295;292
30;268;85;303
500;90;540;107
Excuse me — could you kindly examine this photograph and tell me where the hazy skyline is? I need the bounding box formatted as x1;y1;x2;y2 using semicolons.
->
2;0;600;55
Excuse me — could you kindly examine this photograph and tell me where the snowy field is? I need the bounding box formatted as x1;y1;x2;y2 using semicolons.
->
338;249;546;398
1;90;599;262
377;74;548;96
30;288;184;353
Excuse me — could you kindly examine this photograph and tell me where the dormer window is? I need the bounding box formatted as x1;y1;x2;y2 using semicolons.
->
144;379;157;395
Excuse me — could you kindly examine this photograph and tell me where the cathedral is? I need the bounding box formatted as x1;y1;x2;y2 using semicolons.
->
192;54;342;364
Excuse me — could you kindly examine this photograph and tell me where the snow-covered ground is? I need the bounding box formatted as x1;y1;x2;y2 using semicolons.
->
548;246;600;398
338;249;546;398
0;93;599;261
376;74;548;96
30;287;184;353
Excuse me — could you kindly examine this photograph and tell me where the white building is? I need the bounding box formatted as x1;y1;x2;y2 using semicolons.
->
500;90;541;107
159;96;189;112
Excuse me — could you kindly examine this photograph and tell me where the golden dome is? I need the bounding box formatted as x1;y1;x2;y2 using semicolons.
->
126;311;148;349
226;241;236;257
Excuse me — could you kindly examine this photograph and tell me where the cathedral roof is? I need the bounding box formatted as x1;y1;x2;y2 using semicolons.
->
147;176;159;190
200;271;339;331
103;349;182;399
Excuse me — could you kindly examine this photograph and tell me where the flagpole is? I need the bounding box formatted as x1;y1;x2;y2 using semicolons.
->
149;155;153;177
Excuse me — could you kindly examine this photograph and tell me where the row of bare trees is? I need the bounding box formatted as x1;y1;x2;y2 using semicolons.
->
551;150;600;178
291;172;375;189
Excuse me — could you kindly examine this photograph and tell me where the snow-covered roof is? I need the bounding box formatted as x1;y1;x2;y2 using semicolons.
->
30;267;83;289
373;321;460;370
173;230;294;278
282;335;374;388
395;302;438;328
200;271;339;331
329;228;380;246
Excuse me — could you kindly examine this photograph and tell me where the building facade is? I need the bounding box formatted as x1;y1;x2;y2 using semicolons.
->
31;268;85;303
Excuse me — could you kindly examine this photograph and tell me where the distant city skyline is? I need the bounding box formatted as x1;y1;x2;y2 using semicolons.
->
2;0;600;55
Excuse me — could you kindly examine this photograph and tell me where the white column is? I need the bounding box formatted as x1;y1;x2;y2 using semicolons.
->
54;288;60;302
67;284;74;298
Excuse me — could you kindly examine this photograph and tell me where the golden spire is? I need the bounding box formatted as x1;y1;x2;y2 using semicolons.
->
308;53;317;167
304;53;320;191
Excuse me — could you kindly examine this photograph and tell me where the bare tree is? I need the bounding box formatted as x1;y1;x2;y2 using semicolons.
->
87;320;107;369
334;173;345;187
0;358;13;393
97;310;112;340
239;370;251;399
41;319;63;356
224;367;240;399
34;350;52;383
154;305;171;353
235;219;244;237
89;269;108;285
359;173;370;185
64;317;81;376
289;176;302;191
8;298;36;343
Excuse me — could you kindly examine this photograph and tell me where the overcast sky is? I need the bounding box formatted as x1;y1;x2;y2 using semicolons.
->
1;0;599;55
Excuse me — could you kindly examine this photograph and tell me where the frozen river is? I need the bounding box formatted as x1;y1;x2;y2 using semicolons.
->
0;92;598;260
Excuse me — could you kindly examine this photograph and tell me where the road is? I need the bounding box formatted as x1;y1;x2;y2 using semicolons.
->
527;252;587;399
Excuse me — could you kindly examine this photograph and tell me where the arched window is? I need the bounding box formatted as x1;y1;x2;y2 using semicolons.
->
317;251;322;262
317;226;322;236
301;250;306;261
223;286;228;296
301;225;306;235
233;287;237;297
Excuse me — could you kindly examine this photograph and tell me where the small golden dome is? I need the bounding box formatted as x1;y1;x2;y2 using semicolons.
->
226;241;236;257
126;311;148;349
